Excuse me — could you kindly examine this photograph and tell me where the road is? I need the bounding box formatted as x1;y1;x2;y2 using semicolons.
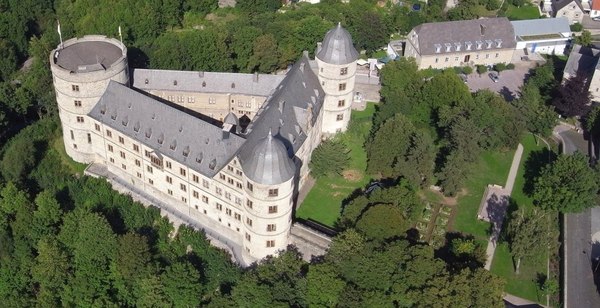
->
555;125;600;308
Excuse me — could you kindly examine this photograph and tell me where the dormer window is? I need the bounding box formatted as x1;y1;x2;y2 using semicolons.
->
476;40;483;50
169;140;177;150
202;81;206;87
465;41;472;51
182;146;190;157
231;83;235;89
454;42;461;52
445;43;452;52
144;79;149;84
485;40;493;49
495;39;502;48
434;44;442;53
134;121;140;132
196;152;203;164
173;80;177;86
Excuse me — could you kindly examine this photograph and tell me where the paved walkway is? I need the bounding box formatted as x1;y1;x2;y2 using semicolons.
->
484;143;524;270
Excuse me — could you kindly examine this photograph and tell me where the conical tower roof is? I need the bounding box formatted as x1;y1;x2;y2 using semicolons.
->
240;130;295;185
317;23;359;65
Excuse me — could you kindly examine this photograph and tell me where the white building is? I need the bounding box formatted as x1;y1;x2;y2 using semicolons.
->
552;0;585;24
511;17;572;55
49;25;359;263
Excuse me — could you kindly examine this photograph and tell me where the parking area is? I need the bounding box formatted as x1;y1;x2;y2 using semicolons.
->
464;63;534;101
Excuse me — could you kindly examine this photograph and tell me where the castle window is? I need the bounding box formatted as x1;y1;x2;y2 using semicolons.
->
181;197;187;203
108;144;114;152
235;197;241;205
193;190;199;198
234;213;241;220
338;83;346;91
95;123;100;131
216;203;223;211
220;174;226;180
148;178;154;185
121;164;126;170
166;176;172;184
202;195;208;203
209;97;216;104
236;182;242;189
246;218;253;227
247;200;253;209
118;136;124;144
465;41;472;51
338;100;345;107
236;170;243;176
247;182;253;191
495;39;502;48
72;85;79;92
74;100;82;107
454;42;461;52
485;40;492;49
340;67;348;75
268;189;278;197
192;174;199;183
106;129;112;138
180;168;186;177
216;187;222;195
495;53;499;58
133;144;139;152
188;96;195;103
203;179;209;188
269;205;278;213
336;114;344;121
228;178;234;185
87;133;91;144
167;189;173;196
266;240;275;248
137;172;142;178
70;130;74;140
267;224;276;232
120;151;125;159
180;183;186;192
434;44;442;53
76;116;84;123
445;43;451;52
445;57;449;62
225;192;231;200
476;40;483;50
225;208;232;216
109;157;114;163
245;233;251;242
135;159;141;167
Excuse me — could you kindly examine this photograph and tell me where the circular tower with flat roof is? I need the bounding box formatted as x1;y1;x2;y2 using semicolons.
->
316;23;359;136
50;35;129;163
239;131;296;262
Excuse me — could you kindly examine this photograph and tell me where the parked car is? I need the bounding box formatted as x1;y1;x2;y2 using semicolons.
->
458;73;468;83
488;72;499;83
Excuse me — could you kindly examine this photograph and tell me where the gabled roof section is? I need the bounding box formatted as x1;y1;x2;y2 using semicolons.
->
89;81;245;177
553;0;584;12
238;54;325;175
132;69;285;96
593;0;600;10
412;17;516;56
317;23;359;65
511;17;571;37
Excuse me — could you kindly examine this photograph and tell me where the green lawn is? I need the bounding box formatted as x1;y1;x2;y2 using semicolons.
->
296;103;375;228
505;4;541;20
53;133;87;175
452;148;513;239
490;134;551;302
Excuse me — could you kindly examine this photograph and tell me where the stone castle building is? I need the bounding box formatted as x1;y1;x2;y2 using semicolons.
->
50;24;359;263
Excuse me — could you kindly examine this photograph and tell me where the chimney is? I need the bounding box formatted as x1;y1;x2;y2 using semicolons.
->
222;123;233;139
302;50;309;59
316;42;322;54
253;72;259;83
480;24;486;36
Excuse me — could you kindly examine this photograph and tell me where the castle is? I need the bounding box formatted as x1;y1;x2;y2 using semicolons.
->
50;24;359;263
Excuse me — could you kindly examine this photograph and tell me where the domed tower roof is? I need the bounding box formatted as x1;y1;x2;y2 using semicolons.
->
317;23;359;65
240;131;295;185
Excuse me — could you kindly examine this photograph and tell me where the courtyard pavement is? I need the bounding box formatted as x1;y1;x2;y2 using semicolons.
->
465;65;531;101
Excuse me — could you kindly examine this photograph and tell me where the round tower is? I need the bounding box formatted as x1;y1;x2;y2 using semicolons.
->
316;23;359;136
239;131;296;261
50;35;129;163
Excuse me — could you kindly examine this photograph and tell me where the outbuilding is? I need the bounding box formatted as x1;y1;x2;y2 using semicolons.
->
511;17;572;56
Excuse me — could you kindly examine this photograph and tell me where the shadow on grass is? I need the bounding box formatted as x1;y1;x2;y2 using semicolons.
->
522;148;556;196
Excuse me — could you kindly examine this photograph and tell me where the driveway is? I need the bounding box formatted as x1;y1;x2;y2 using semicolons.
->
583;15;600;30
465;64;531;101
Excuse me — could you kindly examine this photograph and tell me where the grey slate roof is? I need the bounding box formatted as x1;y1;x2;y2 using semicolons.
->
563;44;600;78
412;17;516;56
89;81;245;177
511;18;571;37
239;55;325;183
553;0;584;13
240;131;295;185
317;23;359;65
132;69;285;96
56;41;123;72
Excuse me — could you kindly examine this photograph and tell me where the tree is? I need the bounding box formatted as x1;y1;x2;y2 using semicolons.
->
476;65;488;76
0;137;37;184
513;82;556;138
306;263;345;307
554;71;592;117
575;30;593;47
356;204;408;242
505;208;552;273
533;152;598;213
309;138;350;178
161;260;203;307
493;63;507;75
111;233;153;306
32;237;71;307
249;34;280;73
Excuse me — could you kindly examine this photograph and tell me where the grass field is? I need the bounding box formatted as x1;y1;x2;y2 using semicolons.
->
452;148;513;239
505;4;541;20
296;103;375;228
490;134;552;302
53;132;87;175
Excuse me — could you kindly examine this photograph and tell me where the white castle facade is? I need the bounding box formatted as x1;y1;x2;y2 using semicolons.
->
50;25;359;263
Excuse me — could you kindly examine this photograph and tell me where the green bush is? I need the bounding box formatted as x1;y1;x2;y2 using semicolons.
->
309;139;350;178
570;23;583;32
476;65;488;75
506;63;515;70
462;66;473;75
